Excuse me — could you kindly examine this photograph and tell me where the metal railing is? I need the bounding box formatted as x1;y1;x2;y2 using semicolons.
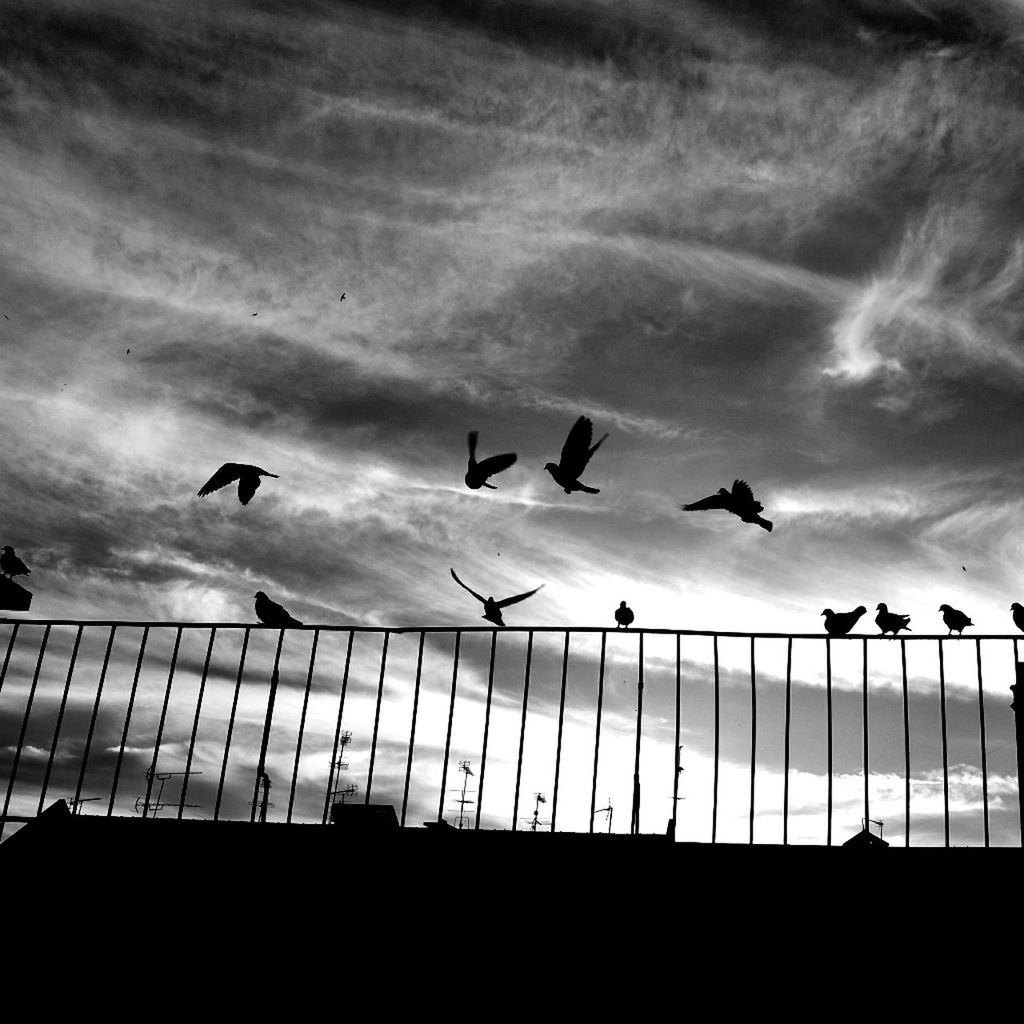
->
0;618;1021;846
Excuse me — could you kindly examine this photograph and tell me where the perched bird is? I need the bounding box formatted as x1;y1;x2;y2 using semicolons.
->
1;546;30;579
545;416;608;494
875;603;911;636
822;606;866;636
464;431;517;490
197;463;279;505
614;601;634;629
1012;602;1024;634
679;479;772;532
450;568;543;627
254;591;303;627
939;604;972;636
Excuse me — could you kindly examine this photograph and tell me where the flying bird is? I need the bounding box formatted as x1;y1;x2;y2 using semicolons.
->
254;591;303;627
821;606;866;636
339;293;346;302
939;604;972;636
614;601;634;629
465;431;517;489
544;416;608;494
679;479;772;532
1012;603;1024;634
450;568;543;627
1;546;30;579
875;603;911;636
197;463;279;505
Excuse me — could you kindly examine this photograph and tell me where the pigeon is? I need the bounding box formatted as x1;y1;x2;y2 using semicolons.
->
544;416;608;494
1012;603;1024;634
614;601;634;628
197;463;279;505
464;431;517;490
875;603;911;636
679;479;772;532
254;591;303;627
939;604;972;636
450;568;543;627
1;546;30;579
821;606;866;636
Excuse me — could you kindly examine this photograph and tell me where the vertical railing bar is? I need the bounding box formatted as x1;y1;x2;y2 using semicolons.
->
901;638;910;848
435;631;460;820
512;630;534;831
72;624;116;811
550;631;570;832
365;631;392;805
251;628;287;822
0;623;20;704
712;634;720;845
109;626;149;816
630;631;644;836
143;626;182;819
401;631;427;828
287;629;320;823
1015;638;1021;848
474;630;497;831
672;633;681;840
748;636;756;845
938;638;950;848
0;625;51;835
589;631;606;833
826;637;833;847
38;625;84;814
214;627;249;821
862;636;869;828
976;638;989;848
178;627;217;818
322;630;355;825
783;636;792;845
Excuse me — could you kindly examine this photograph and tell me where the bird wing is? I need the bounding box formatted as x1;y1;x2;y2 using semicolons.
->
476;452;517;480
558;416;593;474
731;479;764;512
680;492;730;512
237;474;261;505
496;583;545;608
197;463;244;496
450;568;486;604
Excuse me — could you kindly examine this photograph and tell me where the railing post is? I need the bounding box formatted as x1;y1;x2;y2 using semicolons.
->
1011;661;1024;848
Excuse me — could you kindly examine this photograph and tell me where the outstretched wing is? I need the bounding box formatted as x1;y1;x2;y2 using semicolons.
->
497;583;545;608
237;473;261;505
731;479;763;513
476;452;517;481
450;568;486;604
680;492;730;512
558;416;593;475
197;463;244;497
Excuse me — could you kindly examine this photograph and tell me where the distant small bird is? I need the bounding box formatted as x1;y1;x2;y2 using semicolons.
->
614;601;634;628
450;568;543;626
679;479;772;532
126;348;131;355
251;312;258;316
197;463;279;505
465;431;517;489
939;604;972;636
1012;603;1024;633
254;591;302;627
875;603;911;636
340;293;346;302
544;416;608;494
1;546;30;579
822;606;866;636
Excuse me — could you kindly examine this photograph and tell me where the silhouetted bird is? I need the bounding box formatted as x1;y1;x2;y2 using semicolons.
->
1;546;30;579
465;431;517;490
340;293;346;302
254;591;302;627
614;601;634;628
875;603;911;636
822;606;866;636
1012;603;1024;634
450;568;543;626
197;463;279;505
544;416;608;494
679;480;772;532
939;604;972;636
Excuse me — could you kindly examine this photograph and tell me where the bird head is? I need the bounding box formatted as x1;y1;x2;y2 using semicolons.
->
1013;603;1023;612
619;601;627;608
2;546;11;553
821;609;833;617
854;606;866;615
939;604;950;612
876;603;886;611
255;591;267;601
543;462;558;476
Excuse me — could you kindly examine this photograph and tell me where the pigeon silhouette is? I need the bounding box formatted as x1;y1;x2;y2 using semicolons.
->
1012;602;1024;634
465;431;517;490
544;416;608;494
679;480;772;532
254;591;302;627
197;464;279;505
614;601;634;628
875;603;911;636
1;546;30;579
822;606;866;636
939;604;972;636
450;568;543;626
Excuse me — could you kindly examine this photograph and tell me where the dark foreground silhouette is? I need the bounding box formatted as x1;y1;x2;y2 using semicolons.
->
875;603;911;636
679;479;772;532
822;606;866;636
255;590;303;627
464;431;517;489
614;600;634;628
939;603;972;636
1012;602;1024;633
1;546;30;579
197;463;279;505
544;415;608;494
449;568;543;626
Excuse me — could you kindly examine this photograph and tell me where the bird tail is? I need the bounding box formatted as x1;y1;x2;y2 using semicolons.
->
577;482;600;494
756;517;773;532
468;431;478;459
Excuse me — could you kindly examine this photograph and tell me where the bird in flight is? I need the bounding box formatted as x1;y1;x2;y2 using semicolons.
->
197;463;279;505
939;604;972;636
465;431;517;490
255;591;303;627
614;601;634;629
679;479;772;532
875;603;911;636
450;568;543;626
544;416;608;494
821;606;866;636
1012;603;1024;633
339;293;346;302
1;546;30;579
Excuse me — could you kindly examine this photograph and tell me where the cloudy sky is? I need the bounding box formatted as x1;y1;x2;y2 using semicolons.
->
3;0;1024;845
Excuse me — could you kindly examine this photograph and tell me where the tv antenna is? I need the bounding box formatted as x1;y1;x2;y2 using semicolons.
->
66;796;100;815
252;769;273;823
135;764;202;818
327;730;353;806
668;745;685;838
331;783;358;805
862;817;885;841
522;792;547;832
594;798;613;834
450;760;476;829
